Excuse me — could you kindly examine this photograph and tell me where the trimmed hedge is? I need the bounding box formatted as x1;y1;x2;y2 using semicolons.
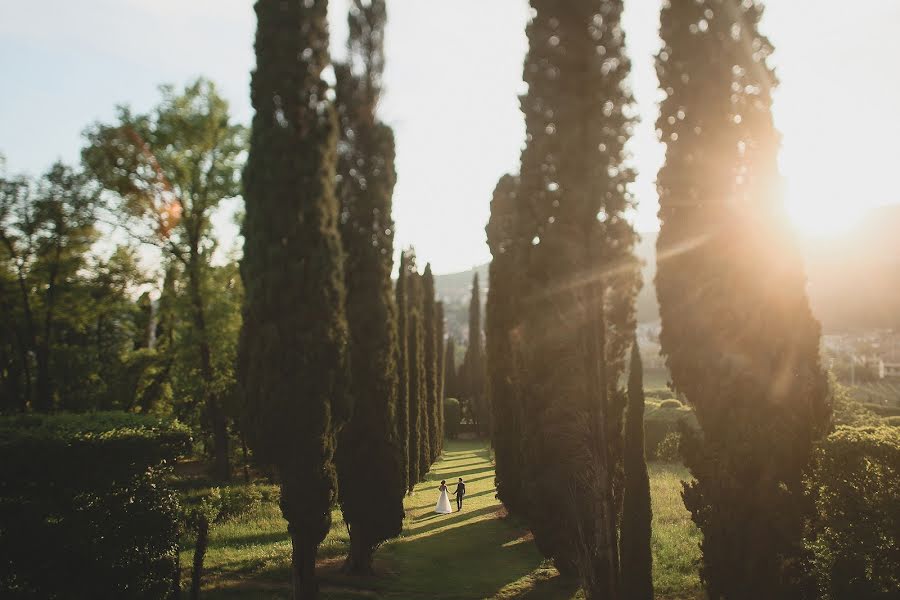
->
644;404;698;460
0;412;190;599
806;426;900;599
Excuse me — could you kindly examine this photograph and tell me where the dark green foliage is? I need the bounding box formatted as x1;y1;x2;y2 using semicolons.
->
0;413;187;599
0;165;104;413
238;0;348;596
422;264;440;468
333;0;405;574
443;336;458;400
407;301;425;490
462;273;487;433
655;2;831;597
644;402;697;459
443;397;462;440
805;426;900;599
435;301;446;456
395;252;411;493
486;174;526;517
621;341;653;600
512;0;641;592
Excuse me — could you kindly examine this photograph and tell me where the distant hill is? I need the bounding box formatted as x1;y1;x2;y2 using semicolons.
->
435;205;900;341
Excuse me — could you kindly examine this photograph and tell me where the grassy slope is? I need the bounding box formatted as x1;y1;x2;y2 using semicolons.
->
187;439;701;599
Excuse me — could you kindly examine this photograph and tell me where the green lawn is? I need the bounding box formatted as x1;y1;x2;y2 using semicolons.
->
184;439;702;599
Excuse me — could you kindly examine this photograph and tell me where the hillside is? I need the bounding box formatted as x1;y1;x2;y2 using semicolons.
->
436;205;900;338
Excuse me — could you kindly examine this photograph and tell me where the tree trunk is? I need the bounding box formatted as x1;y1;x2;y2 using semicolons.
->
290;532;319;600
241;431;251;484
342;533;375;576
190;515;209;600
187;248;230;481
34;343;52;411
170;540;182;600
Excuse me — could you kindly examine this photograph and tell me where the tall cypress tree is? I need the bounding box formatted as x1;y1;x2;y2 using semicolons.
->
435;300;446;456
443;337;457;400
333;0;404;574
514;0;641;592
621;340;653;600
486;174;527;517
655;2;830;598
462;273;487;434
395;251;410;494
422;264;438;467
238;1;348;596
406;255;424;490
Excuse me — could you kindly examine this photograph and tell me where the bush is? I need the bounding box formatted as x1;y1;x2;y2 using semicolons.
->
643;404;697;460
659;399;682;409
805;426;900;599
215;485;264;522
0;412;190;599
883;416;900;428
655;432;682;462
444;397;462;439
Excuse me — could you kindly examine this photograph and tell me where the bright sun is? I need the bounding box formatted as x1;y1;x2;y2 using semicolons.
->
785;198;861;237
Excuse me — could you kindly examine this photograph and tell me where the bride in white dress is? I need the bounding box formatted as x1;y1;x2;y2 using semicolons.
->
435;480;453;514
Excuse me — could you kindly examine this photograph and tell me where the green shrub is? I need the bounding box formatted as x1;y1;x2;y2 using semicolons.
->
0;412;189;599
444;397;462;439
883;416;900;428
215;485;264;522
832;382;882;426
644;404;697;459
659;399;682;409
805;426;900;599
655;432;682;462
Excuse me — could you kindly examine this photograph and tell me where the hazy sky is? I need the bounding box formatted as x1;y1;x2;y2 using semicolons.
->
1;1;898;274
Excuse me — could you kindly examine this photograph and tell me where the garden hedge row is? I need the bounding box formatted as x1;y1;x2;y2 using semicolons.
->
0;412;190;599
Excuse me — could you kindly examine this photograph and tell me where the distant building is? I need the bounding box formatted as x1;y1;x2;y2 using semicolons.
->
884;362;900;380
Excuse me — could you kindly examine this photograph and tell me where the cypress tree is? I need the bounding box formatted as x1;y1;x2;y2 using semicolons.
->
406;256;424;490
333;0;404;574
443;337;457;400
486;174;527;517
621;340;653;600
514;0;641;592
422;264;438;467
238;0;348;596
462;273;486;435
655;2;830;598
435;301;446;456
395;252;410;494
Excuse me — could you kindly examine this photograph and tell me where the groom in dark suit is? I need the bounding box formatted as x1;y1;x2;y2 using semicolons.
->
453;477;466;511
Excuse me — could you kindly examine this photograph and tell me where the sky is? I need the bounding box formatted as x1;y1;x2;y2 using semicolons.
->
1;0;898;274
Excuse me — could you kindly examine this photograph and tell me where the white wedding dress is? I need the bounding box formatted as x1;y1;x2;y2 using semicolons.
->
435;487;453;514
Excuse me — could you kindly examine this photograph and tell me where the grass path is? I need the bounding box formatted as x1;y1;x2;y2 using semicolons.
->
191;439;701;599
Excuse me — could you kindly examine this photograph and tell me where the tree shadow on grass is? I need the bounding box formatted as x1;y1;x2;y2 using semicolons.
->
382;512;545;599
407;504;499;536
429;464;494;480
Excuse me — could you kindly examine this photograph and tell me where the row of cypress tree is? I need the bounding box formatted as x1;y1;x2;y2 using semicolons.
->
396;251;446;492
488;1;829;599
486;1;649;598
238;1;445;596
